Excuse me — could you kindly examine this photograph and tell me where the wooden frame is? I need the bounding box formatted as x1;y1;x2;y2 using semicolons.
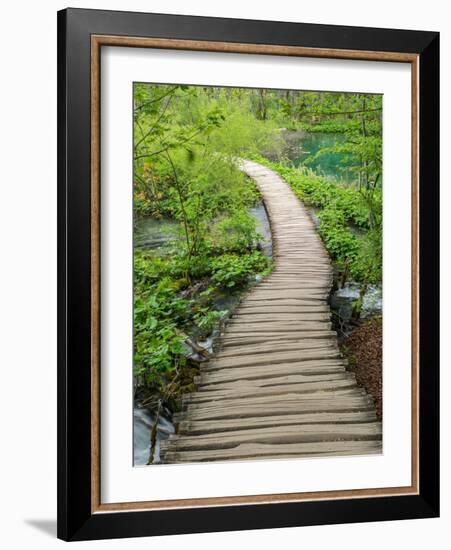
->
58;7;439;541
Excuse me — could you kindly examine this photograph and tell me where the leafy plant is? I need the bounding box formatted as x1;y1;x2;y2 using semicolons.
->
210;252;270;288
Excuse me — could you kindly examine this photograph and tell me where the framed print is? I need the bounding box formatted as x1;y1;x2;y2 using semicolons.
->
57;8;439;541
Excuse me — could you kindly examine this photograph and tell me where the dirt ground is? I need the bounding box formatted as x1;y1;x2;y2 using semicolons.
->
342;316;383;420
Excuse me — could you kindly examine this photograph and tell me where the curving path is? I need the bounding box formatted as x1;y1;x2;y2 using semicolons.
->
160;160;381;463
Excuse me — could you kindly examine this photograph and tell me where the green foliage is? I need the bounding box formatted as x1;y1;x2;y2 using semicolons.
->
350;229;382;284
210;252;270;288
192;308;227;336
207;210;262;254
133;84;281;223
317;209;359;263
134;274;190;389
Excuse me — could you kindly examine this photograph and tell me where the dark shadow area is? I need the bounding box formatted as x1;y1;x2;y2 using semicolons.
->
25;519;57;538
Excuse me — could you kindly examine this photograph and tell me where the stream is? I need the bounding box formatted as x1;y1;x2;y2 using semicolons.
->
134;217;179;250
133;407;175;465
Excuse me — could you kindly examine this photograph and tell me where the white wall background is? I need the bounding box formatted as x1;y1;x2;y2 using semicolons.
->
0;0;448;547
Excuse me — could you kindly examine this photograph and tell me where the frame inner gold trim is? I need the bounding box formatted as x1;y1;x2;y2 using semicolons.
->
90;34;420;514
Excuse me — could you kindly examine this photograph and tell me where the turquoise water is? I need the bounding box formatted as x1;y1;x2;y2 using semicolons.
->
282;130;356;185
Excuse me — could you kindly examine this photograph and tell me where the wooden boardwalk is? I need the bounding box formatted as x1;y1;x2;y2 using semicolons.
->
160;160;381;463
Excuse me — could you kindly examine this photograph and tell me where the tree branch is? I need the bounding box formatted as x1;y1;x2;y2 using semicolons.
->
134;94;175;150
134;86;178;112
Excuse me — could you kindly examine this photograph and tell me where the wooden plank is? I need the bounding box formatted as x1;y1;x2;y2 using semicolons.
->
206;349;340;370
243;297;330;304
223;326;333;335
225;321;332;329
246;291;328;300
238;299;327;307
236;306;330;314
165;423;382;452
196;362;347;385
214;340;337;358
176;410;377;435
219;331;337;346
184;379;358;404
161;440;382;463
173;397;374;423
219;336;335;347
229;313;331;321
183;387;365;409
197;372;354;390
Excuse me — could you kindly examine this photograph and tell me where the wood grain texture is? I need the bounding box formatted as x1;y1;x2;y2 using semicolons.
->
91;35;418;62
90;36;101;513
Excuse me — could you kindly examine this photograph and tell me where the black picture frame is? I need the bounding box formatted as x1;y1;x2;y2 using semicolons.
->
57;7;439;541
